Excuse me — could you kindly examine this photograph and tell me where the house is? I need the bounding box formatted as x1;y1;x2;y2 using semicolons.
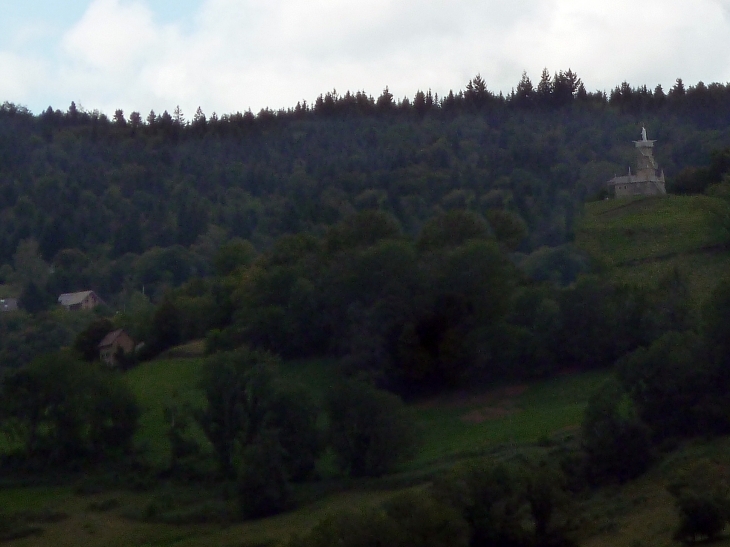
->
607;127;667;198
98;329;135;366
58;290;103;311
0;298;18;312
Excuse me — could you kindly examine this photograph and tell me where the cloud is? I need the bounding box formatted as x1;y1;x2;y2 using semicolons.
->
3;0;730;115
0;52;48;101
62;0;165;69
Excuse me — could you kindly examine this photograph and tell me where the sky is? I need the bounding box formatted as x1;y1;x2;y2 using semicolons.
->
2;0;730;117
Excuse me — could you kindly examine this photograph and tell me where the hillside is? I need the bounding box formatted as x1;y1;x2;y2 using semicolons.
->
6;192;730;546
9;349;730;547
576;194;730;304
125;355;607;473
0;363;608;547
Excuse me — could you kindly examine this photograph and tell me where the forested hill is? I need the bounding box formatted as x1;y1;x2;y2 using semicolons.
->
2;73;730;309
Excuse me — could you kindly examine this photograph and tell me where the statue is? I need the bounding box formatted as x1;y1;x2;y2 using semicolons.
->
641;126;647;141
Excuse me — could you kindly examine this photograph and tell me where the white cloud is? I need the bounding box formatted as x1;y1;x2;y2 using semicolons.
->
0;52;47;101
62;0;166;69
3;0;730;115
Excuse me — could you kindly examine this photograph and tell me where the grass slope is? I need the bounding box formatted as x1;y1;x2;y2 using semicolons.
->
125;357;207;468
577;194;730;304
125;354;608;474
6;363;609;547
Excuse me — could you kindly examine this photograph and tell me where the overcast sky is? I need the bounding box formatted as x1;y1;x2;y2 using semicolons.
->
2;0;730;117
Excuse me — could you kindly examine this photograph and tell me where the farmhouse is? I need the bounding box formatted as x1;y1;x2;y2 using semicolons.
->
607;127;667;197
98;329;134;366
58;290;103;311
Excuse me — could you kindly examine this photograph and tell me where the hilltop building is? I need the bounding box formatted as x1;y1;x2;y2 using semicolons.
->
607;127;666;197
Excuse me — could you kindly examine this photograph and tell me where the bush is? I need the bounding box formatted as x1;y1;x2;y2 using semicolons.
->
289;509;399;547
326;380;420;477
581;380;653;483
434;458;576;547
268;387;322;482
289;491;468;547
434;461;531;547
669;459;730;543
196;348;323;479
617;331;717;439
381;491;470;547
196;348;280;476
237;435;292;519
673;492;728;542
0;351;139;465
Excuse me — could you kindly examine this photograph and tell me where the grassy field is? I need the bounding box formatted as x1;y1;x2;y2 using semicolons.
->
0;358;613;547
125;354;608;473
576;194;730;305
125;357;208;468
411;371;606;467
577;195;729;265
578;437;730;547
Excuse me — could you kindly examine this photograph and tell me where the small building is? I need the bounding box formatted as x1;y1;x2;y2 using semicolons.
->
0;298;18;312
58;290;103;311
607;127;667;197
98;329;135;366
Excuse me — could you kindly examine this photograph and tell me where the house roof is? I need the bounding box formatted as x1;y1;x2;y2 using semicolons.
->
58;291;96;306
98;329;129;348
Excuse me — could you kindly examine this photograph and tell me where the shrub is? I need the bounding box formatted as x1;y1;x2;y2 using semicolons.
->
581;380;653;483
381;491;470;547
325;380;420;477
669;459;730;543
0;352;139;465
237;435;292;519
673;492;728;542
196;348;323;479
433;461;531;547
288;490;468;547
617;331;716;439
288;509;399;547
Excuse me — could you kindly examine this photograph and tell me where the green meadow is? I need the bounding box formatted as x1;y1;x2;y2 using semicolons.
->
1;358;610;547
577;194;730;304
126;354;608;473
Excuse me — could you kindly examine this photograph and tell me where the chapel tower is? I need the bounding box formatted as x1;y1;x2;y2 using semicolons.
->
607;127;666;197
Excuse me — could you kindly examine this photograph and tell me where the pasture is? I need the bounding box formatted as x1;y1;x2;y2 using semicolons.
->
0;359;610;547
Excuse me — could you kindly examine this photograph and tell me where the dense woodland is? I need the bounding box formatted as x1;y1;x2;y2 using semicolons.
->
3;72;730;369
4;71;730;542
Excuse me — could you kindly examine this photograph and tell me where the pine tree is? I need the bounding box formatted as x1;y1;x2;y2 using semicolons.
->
515;71;535;108
173;105;185;126
537;68;553;106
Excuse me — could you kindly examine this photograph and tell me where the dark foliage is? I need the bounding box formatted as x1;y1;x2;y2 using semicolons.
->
289;491;470;547
195;348;322;480
0;74;728;309
237;433;292;519
581;380;653;483
0;351;139;466
73;318;114;361
325;380;420;477
668;460;730;543
433;459;575;547
617;331;722;439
